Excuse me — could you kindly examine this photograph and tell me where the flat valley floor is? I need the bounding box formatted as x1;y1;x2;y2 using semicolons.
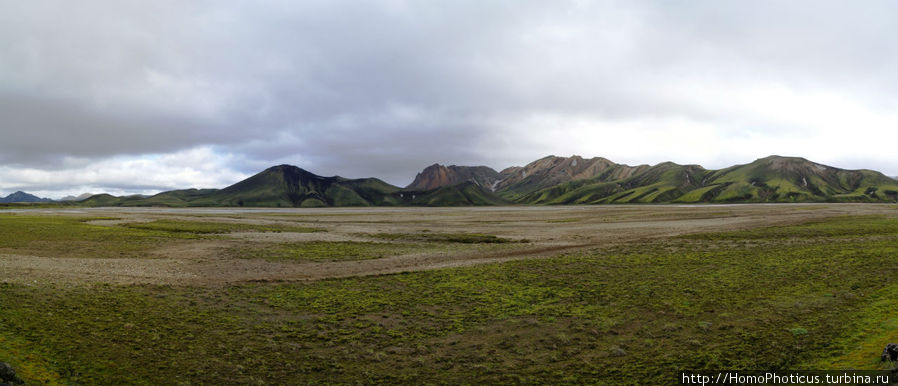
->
2;204;898;383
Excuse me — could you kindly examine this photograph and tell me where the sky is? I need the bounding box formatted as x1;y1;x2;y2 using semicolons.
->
2;1;898;199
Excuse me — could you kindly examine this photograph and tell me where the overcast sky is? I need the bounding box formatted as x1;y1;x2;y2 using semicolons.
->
2;1;898;198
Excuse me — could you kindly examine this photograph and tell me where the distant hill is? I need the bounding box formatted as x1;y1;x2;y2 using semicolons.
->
76;155;898;207
0;191;53;203
80;193;125;206
60;193;95;201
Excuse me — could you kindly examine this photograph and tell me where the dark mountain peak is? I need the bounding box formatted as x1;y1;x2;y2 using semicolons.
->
264;164;324;176
225;164;329;193
206;164;400;207
0;191;53;203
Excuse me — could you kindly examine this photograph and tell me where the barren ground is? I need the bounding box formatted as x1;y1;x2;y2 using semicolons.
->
2;204;895;286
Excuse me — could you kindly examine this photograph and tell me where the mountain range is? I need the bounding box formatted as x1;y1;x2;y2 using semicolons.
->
72;155;898;207
0;191;53;204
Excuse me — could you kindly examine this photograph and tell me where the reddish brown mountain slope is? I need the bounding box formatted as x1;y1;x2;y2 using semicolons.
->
406;164;501;190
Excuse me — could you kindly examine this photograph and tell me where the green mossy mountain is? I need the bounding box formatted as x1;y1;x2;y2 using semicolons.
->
494;155;650;198
79;156;898;207
515;162;707;204
197;165;404;207
515;156;898;204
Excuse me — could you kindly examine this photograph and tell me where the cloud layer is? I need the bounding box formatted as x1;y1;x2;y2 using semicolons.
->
3;1;898;198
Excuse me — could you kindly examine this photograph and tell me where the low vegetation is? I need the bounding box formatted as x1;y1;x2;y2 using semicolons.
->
682;215;898;240
0;216;325;259
2;215;898;383
0;215;192;259
372;231;524;243
231;241;429;262
122;219;325;234
0;202;73;209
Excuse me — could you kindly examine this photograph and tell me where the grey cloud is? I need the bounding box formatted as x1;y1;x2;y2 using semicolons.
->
0;93;201;164
3;1;898;195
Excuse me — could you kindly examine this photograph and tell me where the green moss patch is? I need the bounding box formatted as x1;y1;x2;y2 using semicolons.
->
231;241;430;262
0;215;195;258
372;232;522;243
122;219;325;234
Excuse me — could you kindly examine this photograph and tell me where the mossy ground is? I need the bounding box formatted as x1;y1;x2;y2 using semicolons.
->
122;219;325;234
230;241;434;262
0;215;195;259
2;215;898;383
371;231;524;244
0;216;325;259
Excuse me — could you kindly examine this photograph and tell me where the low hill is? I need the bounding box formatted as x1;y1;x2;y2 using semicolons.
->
60;193;95;201
80;194;123;206
124;189;220;207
